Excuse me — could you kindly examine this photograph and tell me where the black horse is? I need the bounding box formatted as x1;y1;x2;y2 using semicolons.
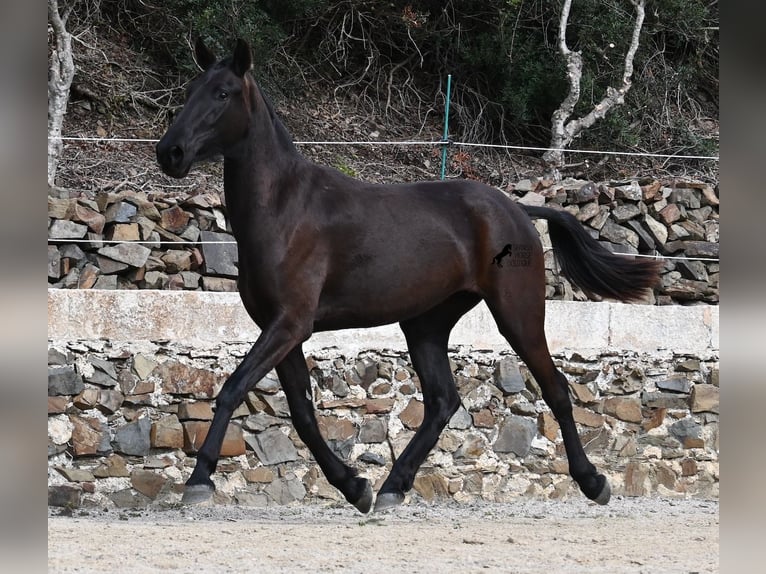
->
156;38;661;513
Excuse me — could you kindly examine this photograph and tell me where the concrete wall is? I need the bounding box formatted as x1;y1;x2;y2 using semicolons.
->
48;290;719;510
48;289;718;356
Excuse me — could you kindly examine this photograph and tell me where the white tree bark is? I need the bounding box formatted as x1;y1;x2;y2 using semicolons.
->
48;0;75;188
544;0;646;176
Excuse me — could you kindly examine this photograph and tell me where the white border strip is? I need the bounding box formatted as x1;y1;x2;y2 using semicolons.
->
47;289;718;356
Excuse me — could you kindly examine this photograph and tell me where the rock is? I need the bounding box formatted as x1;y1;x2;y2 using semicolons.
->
261;394;290;418
48;366;84;396
670;188;701;209
48;396;68;414
358;452;387;466
178;400;215;421
48;413;73;444
73;388;100;410
48;197;75;219
245;427;299;465
413;473;450;502
614;181;642;201
264;475;306;505
161;250;192;273
493;415;537;457
690;384;719;413
151;415;184;448
472;409;495;428
572;406;605;427
568;382;596;404
105;223;140;242
112;417;152;456
130;469;169;499
160;205;192;233
97;243;151;267
683;241;719;258
602;397;642;423
154;360;221;398
399;398;424;430
454;433;487;459
600;220;639;247
656;376;692;394
109;489;150;509
48;246;61;280
119;369;154;396
364;398;395;414
492;356;526;394
104;201;137;223
91;454;130;479
317;415;356;441
669;417;704;448
626;220;656;251
659;203;682;225
623;461;649;496
612;203;641;223
73;203;106;234
641;391;689;410
202;276;239;291
575;201;600;222
353;358;378;389
242;412;282;432
358;417;387;443
538;411;559;441
448;407;473;430
49;219;88;239
48;485;82;508
243;467;275;483
200;231;238;277
70;415;111;456
518;191;546;207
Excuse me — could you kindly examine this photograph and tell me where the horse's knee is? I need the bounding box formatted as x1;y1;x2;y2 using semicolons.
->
425;389;460;426
215;383;245;413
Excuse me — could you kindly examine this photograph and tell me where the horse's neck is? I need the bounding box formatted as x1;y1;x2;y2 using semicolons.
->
223;88;304;236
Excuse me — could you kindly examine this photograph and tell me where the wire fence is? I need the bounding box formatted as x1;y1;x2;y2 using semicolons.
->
50;134;720;264
56;135;720;161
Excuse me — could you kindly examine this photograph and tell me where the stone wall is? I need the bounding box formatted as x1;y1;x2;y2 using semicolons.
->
48;176;719;305
47;291;719;510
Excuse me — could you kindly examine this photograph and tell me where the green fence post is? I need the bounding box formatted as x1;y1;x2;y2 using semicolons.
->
440;74;452;180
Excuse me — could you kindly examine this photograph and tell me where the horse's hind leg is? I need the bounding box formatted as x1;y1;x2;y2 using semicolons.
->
276;347;373;513
374;293;480;512
486;295;611;505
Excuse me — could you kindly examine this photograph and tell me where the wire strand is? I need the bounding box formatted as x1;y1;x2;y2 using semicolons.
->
56;135;720;161
47;237;719;263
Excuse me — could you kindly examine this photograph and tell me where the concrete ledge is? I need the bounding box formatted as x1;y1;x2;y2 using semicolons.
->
48;289;718;356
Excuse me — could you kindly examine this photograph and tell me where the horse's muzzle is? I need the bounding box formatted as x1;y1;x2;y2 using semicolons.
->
156;138;191;179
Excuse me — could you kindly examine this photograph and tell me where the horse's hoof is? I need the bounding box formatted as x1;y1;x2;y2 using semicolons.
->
592;476;611;506
373;491;405;513
182;484;215;505
352;480;374;514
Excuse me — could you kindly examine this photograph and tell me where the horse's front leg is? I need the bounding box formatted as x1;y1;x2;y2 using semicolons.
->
182;320;308;504
276;347;373;513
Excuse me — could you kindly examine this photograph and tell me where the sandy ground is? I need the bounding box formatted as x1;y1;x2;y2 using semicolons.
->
48;497;718;573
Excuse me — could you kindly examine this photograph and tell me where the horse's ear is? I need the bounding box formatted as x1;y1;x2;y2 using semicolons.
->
194;37;217;71
232;39;252;77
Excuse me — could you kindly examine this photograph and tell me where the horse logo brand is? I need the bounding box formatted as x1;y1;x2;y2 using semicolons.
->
492;243;532;267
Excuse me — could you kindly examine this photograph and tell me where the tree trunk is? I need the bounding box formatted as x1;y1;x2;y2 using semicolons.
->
544;0;646;178
48;0;75;188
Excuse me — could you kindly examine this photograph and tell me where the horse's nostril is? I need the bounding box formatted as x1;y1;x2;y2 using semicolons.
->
169;145;184;164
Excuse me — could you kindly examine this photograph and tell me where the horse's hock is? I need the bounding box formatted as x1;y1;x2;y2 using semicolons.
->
47;289;719;509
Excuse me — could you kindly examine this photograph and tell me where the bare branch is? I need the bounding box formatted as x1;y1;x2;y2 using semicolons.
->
48;0;76;188
544;0;647;176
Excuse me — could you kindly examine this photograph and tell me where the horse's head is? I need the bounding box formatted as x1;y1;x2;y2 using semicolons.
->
156;38;253;178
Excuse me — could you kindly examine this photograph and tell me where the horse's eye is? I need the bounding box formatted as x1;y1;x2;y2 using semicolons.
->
218;90;229;101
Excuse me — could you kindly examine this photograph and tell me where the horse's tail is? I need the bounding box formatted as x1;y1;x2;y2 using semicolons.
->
521;205;663;303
